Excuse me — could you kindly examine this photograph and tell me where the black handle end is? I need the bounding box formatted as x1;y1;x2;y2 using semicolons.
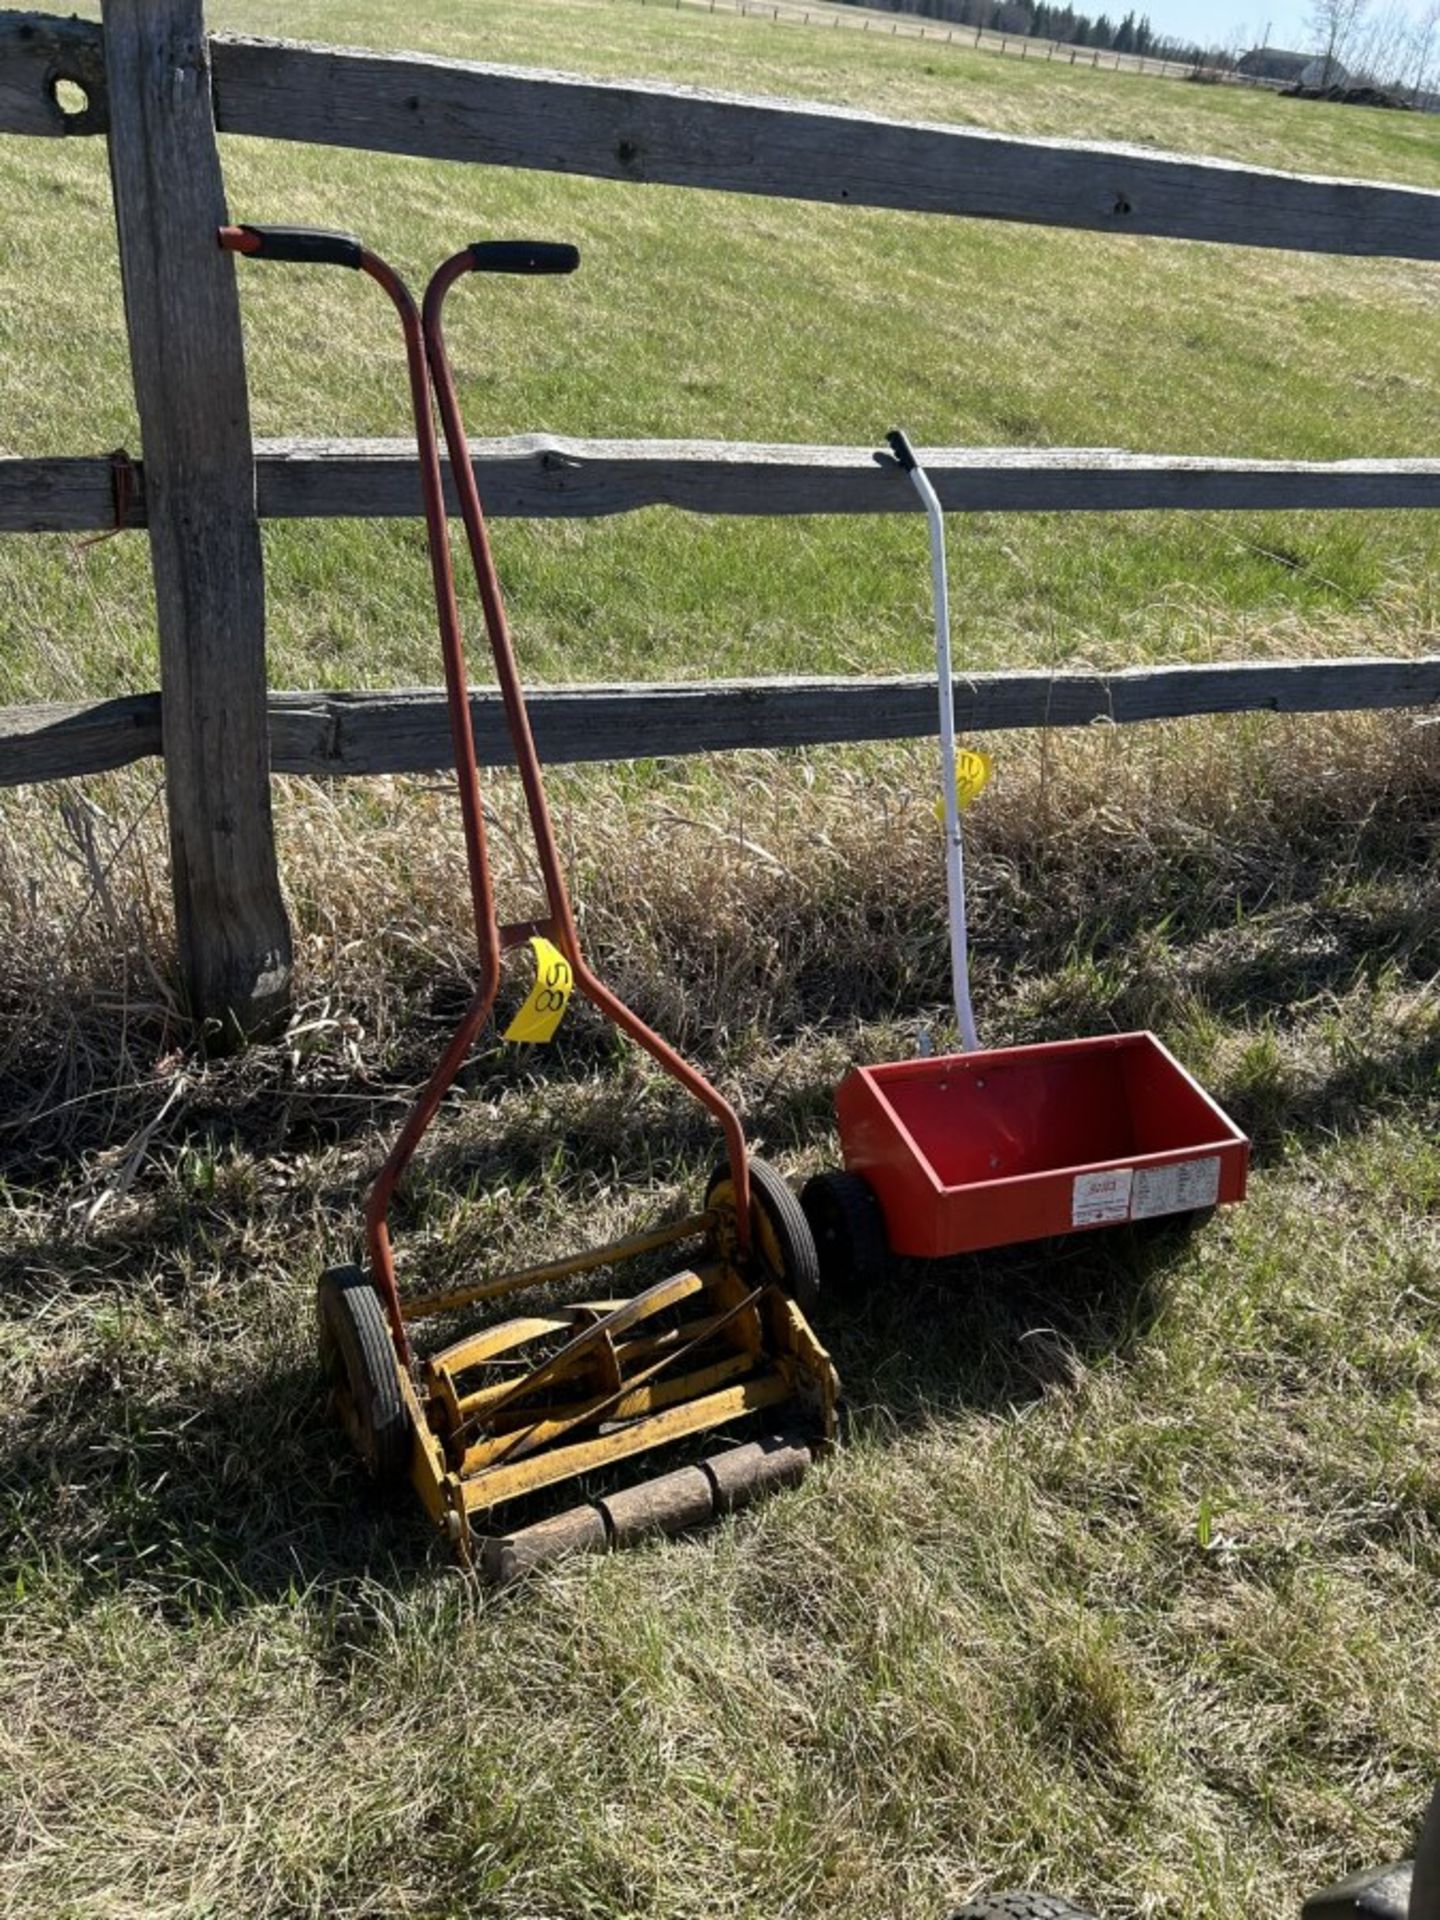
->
468;240;580;276
227;224;364;269
886;429;918;472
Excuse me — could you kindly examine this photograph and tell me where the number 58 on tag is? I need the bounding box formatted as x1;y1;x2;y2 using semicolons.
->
503;935;575;1044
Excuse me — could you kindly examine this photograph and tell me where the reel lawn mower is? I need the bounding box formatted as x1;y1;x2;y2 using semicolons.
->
222;223;838;1579
801;430;1249;1289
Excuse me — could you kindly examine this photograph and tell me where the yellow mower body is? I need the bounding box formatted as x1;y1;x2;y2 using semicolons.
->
321;1167;839;1579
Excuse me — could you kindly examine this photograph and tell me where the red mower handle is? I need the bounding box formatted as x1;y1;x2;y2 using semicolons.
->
218;224;363;269
467;240;579;275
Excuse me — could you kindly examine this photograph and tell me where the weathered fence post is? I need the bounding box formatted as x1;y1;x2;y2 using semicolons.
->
101;0;292;1043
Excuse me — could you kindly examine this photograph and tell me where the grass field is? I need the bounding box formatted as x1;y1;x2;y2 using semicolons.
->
3;3;1440;1916
4;0;1440;701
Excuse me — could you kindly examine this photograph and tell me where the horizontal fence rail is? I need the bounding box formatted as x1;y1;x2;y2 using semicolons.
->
204;39;1440;261
7;14;1440;259
7;438;1440;532
6;657;1439;789
5;1;1440;1033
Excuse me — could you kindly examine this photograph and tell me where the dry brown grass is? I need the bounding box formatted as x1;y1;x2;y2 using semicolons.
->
2;719;1439;1919
4;710;1435;1166
5;0;1440;1898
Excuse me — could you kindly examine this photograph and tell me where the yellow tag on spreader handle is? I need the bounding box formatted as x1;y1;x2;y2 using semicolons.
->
934;748;993;823
503;935;574;1044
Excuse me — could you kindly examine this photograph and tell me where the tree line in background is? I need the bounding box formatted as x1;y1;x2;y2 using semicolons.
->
837;0;1440;95
1307;0;1440;100
836;0;1217;67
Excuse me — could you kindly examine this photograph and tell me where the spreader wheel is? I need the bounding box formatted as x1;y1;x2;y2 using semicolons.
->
800;1170;890;1295
316;1265;411;1485
706;1157;821;1317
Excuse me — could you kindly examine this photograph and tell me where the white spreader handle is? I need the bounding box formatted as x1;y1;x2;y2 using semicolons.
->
887;429;980;1054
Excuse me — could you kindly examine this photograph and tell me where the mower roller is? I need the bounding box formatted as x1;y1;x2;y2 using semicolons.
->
221;224;838;1575
801;430;1249;1287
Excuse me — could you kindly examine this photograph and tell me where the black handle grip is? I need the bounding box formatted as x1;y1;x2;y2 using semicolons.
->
886;429;919;472
230;225;364;269
467;240;580;275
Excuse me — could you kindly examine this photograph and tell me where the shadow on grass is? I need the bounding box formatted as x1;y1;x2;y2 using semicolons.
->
1177;876;1440;1020
3;834;1436;1609
825;1216;1190;1431
0;1344;445;1614
0;1186;1195;1615
1221;1017;1440;1165
5;826;1438;1180
4;969;1433;1614
384;979;1440;1222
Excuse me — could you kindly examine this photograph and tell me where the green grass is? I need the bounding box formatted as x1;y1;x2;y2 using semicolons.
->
3;0;1440;703
5;714;1440;1918
3;5;1440;1916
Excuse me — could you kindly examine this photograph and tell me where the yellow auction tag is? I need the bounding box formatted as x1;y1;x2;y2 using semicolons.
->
934;748;993;823
503;935;574;1044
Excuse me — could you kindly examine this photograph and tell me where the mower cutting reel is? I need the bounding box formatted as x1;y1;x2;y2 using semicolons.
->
317;1163;836;1569
224;223;838;1572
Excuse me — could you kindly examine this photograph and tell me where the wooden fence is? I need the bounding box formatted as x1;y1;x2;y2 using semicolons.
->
1;2;1438;1036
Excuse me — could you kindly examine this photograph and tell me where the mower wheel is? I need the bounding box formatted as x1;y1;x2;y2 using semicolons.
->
706;1157;821;1317
800;1170;889;1295
317;1265;411;1485
949;1897;1098;1920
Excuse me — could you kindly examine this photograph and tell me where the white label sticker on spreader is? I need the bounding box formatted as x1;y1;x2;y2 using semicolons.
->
1072;1168;1133;1227
1131;1156;1221;1220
